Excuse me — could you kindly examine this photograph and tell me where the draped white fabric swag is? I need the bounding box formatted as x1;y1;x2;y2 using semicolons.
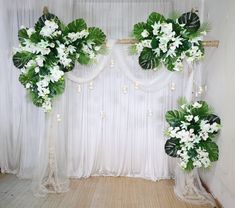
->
0;0;216;206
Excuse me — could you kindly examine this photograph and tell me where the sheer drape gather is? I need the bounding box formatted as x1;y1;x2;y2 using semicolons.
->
0;0;215;206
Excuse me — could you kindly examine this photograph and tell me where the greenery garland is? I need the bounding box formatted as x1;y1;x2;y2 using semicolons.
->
131;11;209;71
13;12;106;112
164;98;221;171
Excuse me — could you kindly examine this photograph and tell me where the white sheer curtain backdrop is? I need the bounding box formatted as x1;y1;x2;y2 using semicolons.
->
0;0;215;206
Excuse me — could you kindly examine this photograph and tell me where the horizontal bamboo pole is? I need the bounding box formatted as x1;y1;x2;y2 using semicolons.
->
116;39;219;48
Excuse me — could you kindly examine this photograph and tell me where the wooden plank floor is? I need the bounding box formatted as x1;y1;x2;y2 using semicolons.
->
0;174;212;208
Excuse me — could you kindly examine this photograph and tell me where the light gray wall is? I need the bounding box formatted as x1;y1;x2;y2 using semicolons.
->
201;0;235;207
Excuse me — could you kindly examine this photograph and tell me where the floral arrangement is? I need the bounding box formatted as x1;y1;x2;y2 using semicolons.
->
131;11;209;71
164;98;221;171
13;12;106;112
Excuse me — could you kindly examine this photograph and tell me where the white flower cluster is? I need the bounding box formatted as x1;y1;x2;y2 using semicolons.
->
56;43;74;67
67;29;89;42
15;17;105;112
40;20;61;37
34;65;64;112
82;42;101;59
16;39;53;55
167;101;220;170
135;20;206;71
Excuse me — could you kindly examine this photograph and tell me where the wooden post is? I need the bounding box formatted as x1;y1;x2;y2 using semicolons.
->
43;6;49;15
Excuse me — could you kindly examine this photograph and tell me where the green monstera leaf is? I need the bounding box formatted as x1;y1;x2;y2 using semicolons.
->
35;13;61;31
77;52;90;65
165;138;180;157
185;160;194;171
133;22;147;40
165;110;185;127
139;48;160;70
49;77;65;97
201;141;219;162
18;28;29;44
178;12;200;32
207;114;221;125
87;27;106;45
65;19;87;33
147;12;166;26
13;51;35;68
191;101;211;118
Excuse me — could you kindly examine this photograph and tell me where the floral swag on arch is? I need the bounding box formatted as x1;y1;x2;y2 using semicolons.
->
11;8;220;207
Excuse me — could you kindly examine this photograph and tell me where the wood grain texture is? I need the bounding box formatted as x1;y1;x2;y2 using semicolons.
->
0;174;212;208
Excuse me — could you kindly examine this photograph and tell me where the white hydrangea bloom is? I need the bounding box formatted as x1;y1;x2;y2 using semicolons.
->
25;60;36;68
36;77;50;97
199;131;209;140
94;46;101;51
161;23;173;35
151;22;161;35
42;98;52;112
35;56;45;67
209;122;220;133
180;121;190;129
40;20;59;37
194;116;199;122
57;44;72;67
67;45;76;54
192;102;202;108
50;66;64;83
200;120;211;132
187;45;203;63
141;40;152;48
67;29;89;42
172;36;183;48
135;42;144;54
185;115;193;122
25;83;31;89
35;67;40;73
141;29;149;38
26;28;35;37
20;67;26;74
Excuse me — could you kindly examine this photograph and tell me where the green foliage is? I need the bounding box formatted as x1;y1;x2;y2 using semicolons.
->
65;18;87;33
128;44;137;55
168;10;181;20
201;140;219;162
178;12;200;33
165;110;185;127
147;12;165;26
49;78;65;97
191;101;211;117
87;27;106;45
35;13;61;30
185;160;194;171
13;52;35;68
207;114;221;125
77;53;90;65
13;11;106;112
139;48;160;70
18;28;29;44
131;11;206;71
133;22;147;40
165;138;180;157
164;99;221;171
